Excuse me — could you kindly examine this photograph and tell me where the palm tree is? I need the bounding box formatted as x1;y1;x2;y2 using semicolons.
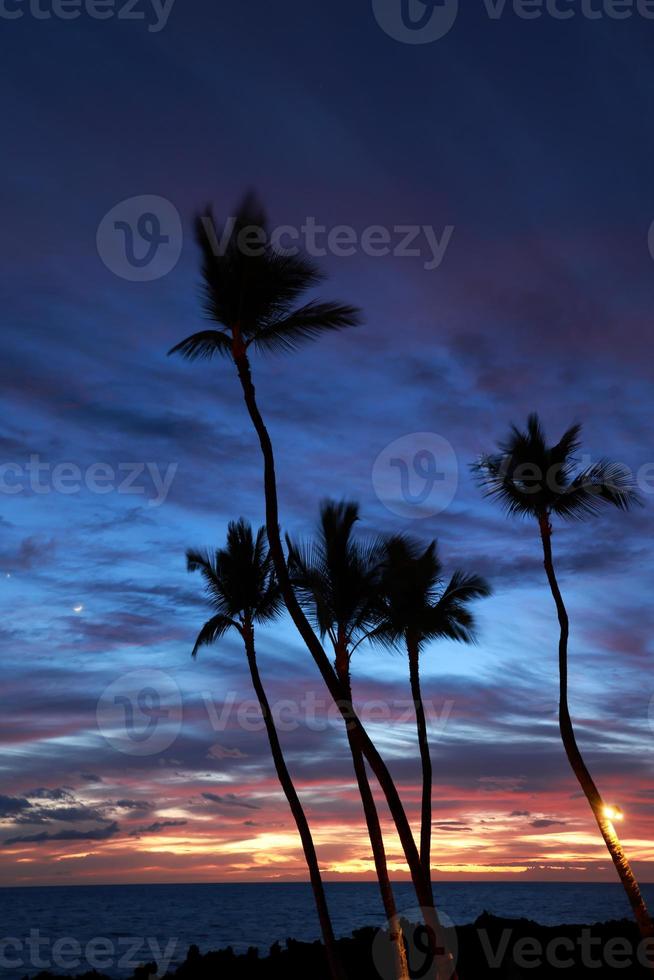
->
168;193;447;949
473;413;653;941
287;500;410;980
186;519;345;980
375;536;490;882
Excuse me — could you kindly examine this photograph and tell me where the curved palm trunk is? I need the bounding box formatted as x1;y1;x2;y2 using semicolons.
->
242;625;346;980
538;515;654;943
337;656;410;980
407;636;433;883
235;351;456;979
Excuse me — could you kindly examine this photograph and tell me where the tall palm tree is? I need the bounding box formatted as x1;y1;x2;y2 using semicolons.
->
287;500;410;980
168;194;447;952
474;413;653;941
375;536;490;882
187;519;345;980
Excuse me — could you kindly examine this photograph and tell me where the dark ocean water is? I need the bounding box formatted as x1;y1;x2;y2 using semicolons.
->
1;882;653;978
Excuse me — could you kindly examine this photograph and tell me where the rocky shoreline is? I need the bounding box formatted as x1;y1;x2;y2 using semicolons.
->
23;913;654;979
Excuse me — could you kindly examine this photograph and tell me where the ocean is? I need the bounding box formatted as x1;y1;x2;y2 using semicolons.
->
1;882;653;978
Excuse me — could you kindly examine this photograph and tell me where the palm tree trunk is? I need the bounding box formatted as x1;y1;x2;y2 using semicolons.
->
235;351;456;979
242;625;346;980
407;635;432;884
538;514;654;943
337;655;410;980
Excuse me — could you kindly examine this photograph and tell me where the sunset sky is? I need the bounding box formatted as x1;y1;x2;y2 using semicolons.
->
2;1;654;888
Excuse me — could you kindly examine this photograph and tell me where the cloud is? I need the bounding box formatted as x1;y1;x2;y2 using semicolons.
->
0;795;32;818
4;821;120;846
530;819;567;829
202;793;260;811
114;799;153;811
129;820;188;836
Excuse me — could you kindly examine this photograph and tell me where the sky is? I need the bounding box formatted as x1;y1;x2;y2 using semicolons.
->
1;0;654;890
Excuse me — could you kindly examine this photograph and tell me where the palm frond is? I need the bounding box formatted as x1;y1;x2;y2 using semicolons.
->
251;301;362;354
168;330;232;360
287;500;385;651
187;520;283;628
191;614;235;658
375;536;489;653
472;453;539;519
553;460;640;520
425;571;492;644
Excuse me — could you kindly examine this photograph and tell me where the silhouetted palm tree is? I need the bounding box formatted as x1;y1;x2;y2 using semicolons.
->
169;194;448;952
375;536;490;881
287;501;409;980
187;519;345;980
474;413;652;940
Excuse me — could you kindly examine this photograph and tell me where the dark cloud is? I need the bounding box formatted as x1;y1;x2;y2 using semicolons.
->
0;795;32;818
114;799;153;811
4;822;120;846
129;820;188;836
202;793;261;811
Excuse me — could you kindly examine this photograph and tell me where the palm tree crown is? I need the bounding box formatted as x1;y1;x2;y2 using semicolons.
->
473;413;638;521
286;500;384;658
168;194;362;362
376;536;491;650
187;519;283;655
